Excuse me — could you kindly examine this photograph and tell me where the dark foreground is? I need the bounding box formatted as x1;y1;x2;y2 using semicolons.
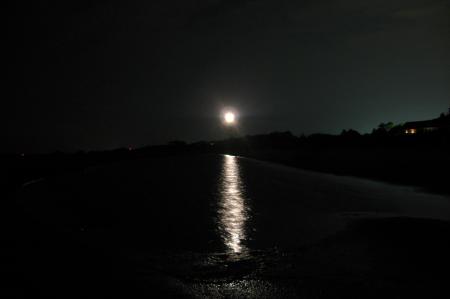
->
4;155;450;298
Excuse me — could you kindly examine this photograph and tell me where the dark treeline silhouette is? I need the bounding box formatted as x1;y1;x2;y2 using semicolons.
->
2;110;450;196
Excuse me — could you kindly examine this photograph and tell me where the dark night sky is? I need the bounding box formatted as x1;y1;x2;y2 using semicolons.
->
5;0;450;153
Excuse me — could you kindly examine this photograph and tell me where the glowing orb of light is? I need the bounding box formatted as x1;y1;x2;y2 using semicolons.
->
224;112;236;124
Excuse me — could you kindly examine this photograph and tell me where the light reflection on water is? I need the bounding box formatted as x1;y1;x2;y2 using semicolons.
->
218;155;249;254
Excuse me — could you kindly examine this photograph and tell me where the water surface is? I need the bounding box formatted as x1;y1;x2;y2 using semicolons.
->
20;154;450;254
17;154;450;297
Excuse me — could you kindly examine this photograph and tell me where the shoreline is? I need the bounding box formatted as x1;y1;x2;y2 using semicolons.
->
232;148;450;196
3;145;449;199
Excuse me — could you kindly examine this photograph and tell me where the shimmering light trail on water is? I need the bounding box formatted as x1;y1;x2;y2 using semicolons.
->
218;155;249;254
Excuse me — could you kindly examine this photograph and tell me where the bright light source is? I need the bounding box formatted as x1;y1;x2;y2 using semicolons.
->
224;112;235;124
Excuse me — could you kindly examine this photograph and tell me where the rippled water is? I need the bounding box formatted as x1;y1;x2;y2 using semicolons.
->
20;153;450;255
17;154;450;297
